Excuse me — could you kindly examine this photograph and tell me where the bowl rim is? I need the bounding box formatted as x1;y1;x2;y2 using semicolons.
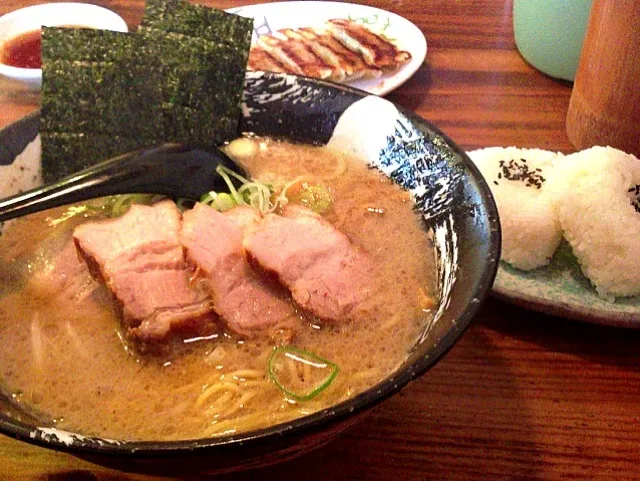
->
0;2;129;28
0;77;501;458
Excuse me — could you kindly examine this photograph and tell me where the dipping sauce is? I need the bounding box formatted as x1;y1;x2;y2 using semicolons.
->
0;30;41;69
1;26;93;69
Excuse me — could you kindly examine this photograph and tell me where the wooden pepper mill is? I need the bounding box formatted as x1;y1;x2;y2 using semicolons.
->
566;0;640;157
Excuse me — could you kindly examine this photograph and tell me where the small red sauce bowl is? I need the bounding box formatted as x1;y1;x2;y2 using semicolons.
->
0;3;128;91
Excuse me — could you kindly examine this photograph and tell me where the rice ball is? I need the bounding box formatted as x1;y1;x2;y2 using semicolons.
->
468;147;563;270
545;146;640;299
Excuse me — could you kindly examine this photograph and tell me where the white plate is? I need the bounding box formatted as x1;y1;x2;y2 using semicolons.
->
227;1;427;96
493;242;640;328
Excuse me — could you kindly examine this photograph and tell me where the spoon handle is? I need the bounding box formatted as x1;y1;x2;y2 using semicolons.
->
0;143;239;222
0;163;133;223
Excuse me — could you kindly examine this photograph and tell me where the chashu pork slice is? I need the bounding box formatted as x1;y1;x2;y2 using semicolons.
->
257;30;334;80
244;205;377;322
180;203;296;336
298;27;381;81
73;200;215;344
327;18;412;70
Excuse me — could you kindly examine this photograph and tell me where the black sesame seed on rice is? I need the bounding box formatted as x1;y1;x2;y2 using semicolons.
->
497;157;545;189
631;184;640;213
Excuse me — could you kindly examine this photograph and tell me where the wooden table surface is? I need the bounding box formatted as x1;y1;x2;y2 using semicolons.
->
1;0;639;479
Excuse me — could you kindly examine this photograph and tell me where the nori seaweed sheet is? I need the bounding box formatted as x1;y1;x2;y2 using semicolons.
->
41;30;163;140
137;0;252;151
41;29;153;179
40;0;252;183
140;0;253;47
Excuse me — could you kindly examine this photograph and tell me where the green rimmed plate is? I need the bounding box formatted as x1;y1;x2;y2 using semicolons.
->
493;241;640;327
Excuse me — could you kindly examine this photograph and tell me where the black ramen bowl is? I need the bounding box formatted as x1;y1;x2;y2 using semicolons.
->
0;72;500;476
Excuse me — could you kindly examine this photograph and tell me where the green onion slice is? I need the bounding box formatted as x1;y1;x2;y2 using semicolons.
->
268;346;339;401
198;164;278;215
216;164;246;206
200;164;333;217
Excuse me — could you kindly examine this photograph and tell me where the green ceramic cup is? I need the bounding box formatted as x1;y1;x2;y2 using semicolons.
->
513;0;593;81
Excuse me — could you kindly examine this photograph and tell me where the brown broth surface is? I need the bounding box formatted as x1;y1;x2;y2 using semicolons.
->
0;139;436;440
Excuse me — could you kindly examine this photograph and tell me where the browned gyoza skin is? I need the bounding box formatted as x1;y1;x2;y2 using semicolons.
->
243;205;377;322
327;19;412;70
73;200;215;343
180;203;295;336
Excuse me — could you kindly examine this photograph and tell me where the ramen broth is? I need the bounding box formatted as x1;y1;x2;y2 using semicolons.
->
0;139;436;440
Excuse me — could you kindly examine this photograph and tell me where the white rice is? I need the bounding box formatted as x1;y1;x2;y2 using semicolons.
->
545;146;640;299
468;147;563;271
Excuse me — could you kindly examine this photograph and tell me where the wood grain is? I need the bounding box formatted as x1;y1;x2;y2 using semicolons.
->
566;0;640;156
0;1;638;480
